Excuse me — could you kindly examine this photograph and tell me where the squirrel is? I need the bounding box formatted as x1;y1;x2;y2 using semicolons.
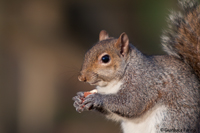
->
73;0;200;133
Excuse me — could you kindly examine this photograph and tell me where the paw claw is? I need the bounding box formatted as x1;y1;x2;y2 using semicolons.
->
77;92;84;97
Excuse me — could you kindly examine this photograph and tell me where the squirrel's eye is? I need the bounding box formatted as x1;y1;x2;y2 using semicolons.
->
101;55;110;63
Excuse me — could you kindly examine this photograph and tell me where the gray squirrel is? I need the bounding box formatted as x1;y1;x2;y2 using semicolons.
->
72;0;200;132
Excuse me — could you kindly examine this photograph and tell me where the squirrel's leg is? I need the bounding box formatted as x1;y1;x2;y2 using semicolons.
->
81;92;157;118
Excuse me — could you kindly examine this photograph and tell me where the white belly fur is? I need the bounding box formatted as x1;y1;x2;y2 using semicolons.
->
96;80;123;94
121;105;167;133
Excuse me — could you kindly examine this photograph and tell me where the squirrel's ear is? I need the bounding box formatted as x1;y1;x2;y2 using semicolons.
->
99;30;109;41
115;32;129;57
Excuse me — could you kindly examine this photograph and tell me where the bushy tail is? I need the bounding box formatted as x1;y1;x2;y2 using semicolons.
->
162;0;200;79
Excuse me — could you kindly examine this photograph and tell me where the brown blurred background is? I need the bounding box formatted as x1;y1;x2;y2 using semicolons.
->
0;0;183;133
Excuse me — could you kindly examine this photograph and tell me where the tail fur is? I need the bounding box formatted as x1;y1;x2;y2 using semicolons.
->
162;0;200;79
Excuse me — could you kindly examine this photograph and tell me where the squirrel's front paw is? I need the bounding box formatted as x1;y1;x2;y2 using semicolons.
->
82;93;103;111
72;92;85;113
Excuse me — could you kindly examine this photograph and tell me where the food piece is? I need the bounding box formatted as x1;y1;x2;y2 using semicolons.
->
84;89;98;98
81;89;98;107
84;92;92;97
90;89;98;94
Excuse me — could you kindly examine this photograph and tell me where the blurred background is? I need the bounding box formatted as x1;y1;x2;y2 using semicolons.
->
0;0;184;133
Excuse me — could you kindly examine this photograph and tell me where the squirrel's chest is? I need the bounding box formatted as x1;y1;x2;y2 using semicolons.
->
121;106;167;133
96;80;123;94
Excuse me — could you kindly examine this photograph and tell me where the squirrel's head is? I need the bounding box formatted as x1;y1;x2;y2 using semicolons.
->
78;30;131;87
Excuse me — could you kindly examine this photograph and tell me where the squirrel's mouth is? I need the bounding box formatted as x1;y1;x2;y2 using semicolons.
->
90;80;101;85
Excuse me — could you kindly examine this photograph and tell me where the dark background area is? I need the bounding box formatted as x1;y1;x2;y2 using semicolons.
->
0;0;187;133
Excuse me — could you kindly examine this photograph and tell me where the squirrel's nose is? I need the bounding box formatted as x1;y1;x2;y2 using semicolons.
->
78;73;87;82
